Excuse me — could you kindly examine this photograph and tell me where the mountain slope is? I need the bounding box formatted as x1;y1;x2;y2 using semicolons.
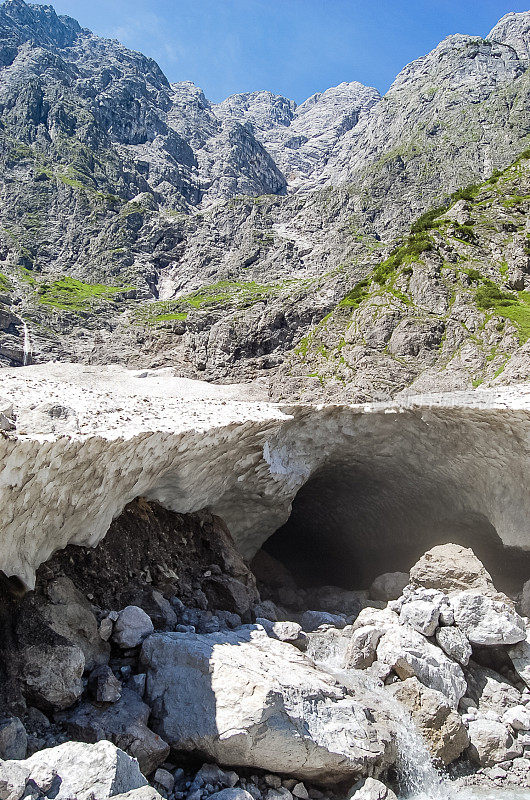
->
0;0;528;400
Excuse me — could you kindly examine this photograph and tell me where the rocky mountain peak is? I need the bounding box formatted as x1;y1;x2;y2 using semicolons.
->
488;10;530;59
215;90;297;134
0;0;81;49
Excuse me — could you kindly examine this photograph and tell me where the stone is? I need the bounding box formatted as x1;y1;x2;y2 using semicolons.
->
202;575;257;619
352;607;400;632
503;706;530;731
253;601;279;622
264;776;282;789
113;607;154;649
376;624;466;707
0;740;148;800
369;573;409;602
399;598;440;636
305;626;354;669
154;768;175;792
386;677;469;765
345;626;382;669
0;761;30;800
42;577;110;670
0;716;27;760
113;790;164;800
451;591;526;646
299;610;347;632
192;764;239;788
20;642;85;711
435;627;472;666
465;662;521;720
89;665;122;703
304;585;362;616
409;544;497;595
292;784;309;799
256;619;308;650
522;579;530;617
141;627;397;783
150;590;178;629
508;631;530;689
467;719;521;766
209;792;255;800
62;688;170;776
128;673;147;697
347;778;398;800
100;617;114;641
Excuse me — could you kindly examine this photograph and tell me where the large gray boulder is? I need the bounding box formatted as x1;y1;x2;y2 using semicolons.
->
451;591;526;646
376;624;466;707
19;642;85;711
0;740;148;800
41;577;110;670
409;544;496;595
141;627;398;784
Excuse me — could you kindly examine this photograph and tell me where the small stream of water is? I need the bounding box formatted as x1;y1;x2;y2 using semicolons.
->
311;650;530;800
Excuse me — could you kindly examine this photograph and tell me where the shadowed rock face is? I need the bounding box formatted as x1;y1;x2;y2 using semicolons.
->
0;364;528;593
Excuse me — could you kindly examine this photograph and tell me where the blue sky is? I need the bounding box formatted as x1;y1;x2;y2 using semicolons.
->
37;1;530;103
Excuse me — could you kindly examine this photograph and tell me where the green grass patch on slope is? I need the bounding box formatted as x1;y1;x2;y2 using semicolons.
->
475;280;530;343
135;279;299;325
36;276;131;311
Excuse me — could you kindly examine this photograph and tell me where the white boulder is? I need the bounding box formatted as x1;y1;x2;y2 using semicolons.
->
112;607;154;649
376;624;467;707
503;705;530;731
345;626;382;669
451;591;526;646
347;777;398;800
0;740;147;800
399;598;440;636
141;627;398;784
435;627;472;666
467;719;521;766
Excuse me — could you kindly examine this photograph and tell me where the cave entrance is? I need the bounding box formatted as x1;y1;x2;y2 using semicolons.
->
262;462;530;596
